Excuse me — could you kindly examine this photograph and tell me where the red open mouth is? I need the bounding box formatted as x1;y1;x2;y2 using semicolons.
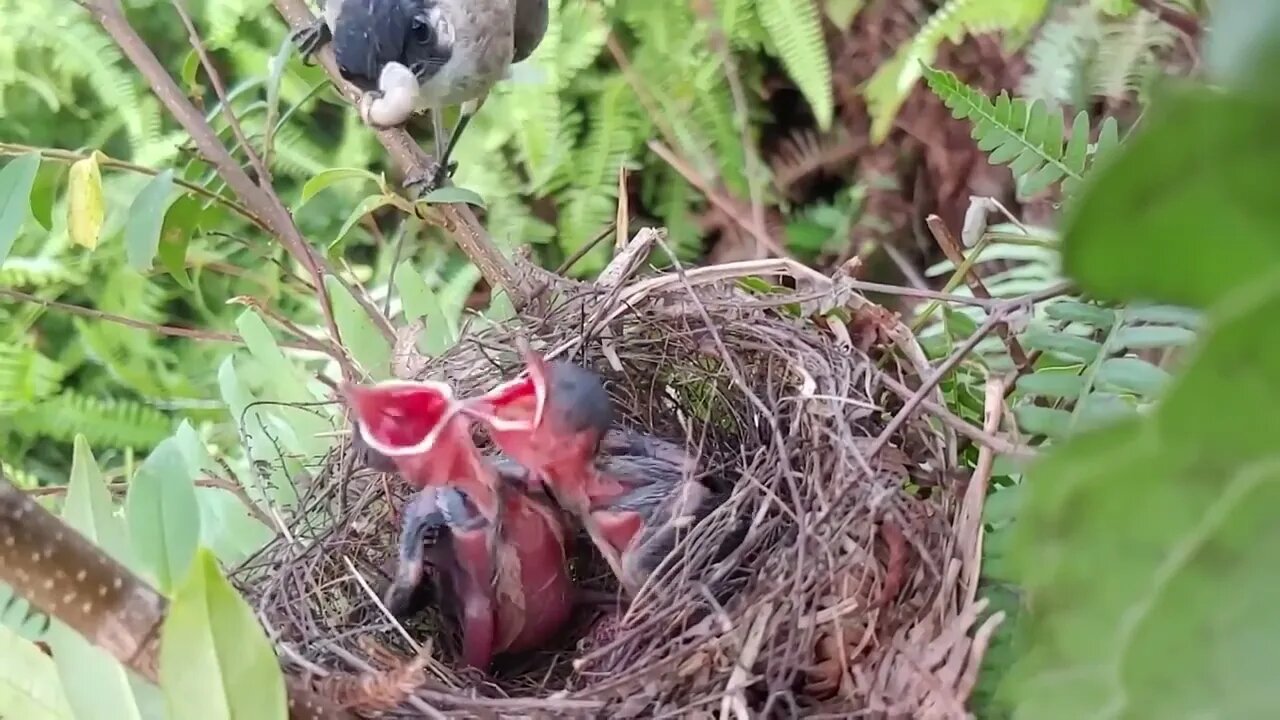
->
462;353;548;431
342;380;459;455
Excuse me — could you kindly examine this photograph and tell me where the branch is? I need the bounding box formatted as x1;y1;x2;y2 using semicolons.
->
76;0;382;379
270;0;536;309
0;475;353;720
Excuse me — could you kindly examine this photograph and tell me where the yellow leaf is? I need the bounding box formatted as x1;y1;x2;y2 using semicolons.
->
67;152;105;249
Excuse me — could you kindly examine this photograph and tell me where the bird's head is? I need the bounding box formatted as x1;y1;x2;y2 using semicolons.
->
462;347;613;508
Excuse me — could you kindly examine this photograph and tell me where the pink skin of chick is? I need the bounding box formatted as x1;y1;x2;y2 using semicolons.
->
342;380;575;669
461;351;716;596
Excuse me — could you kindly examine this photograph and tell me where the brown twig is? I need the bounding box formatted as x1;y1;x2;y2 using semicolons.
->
0;474;353;720
269;0;535;309
691;0;770;259
648;140;789;258
26;475;276;530
926;215;1032;372
76;0;363;380
0;288;324;351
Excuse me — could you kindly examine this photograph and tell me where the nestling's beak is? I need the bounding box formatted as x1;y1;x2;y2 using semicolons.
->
341;379;460;457
460;347;548;431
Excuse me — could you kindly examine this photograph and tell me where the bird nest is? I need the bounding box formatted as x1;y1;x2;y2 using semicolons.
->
238;232;992;718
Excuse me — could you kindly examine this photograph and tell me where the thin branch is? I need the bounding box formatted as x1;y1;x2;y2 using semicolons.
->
0;288;325;351
0;475;353;720
0;142;269;232
169;0;273;187
648;140;789;257
692;1;770;259
926;214;1032;371
26;475;276;530
270;0;535;309
76;0;367;379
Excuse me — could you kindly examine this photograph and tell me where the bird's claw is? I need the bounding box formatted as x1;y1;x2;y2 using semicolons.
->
291;20;330;65
403;160;460;198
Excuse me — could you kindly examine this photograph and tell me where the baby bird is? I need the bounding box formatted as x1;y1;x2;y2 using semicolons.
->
462;350;721;596
293;0;549;191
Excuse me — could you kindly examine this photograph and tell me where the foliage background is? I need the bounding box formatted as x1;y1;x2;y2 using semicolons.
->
0;0;1239;718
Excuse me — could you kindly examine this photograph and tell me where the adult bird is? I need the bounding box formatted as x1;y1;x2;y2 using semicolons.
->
461;350;720;596
293;0;550;191
343;379;576;670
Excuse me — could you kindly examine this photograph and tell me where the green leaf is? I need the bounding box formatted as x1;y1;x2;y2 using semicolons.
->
218;357;297;510
330;193;399;252
1112;325;1197;351
1043;300;1116;328
0;625;72;720
1063;86;1280;309
157;195;202;290
233;310;333;458
67;152;105;250
1013;405;1071;438
325;275;392;380
298;167;382;206
159;549;287;720
1097;356;1170;397
1004;284;1280;717
421;185;487;207
1020;328;1102;362
125;438;201;594
29;159;65;232
0;152;41;264
125;170;177;271
1015;370;1086;399
394;264;457;355
51;436;144;720
63;436;134;566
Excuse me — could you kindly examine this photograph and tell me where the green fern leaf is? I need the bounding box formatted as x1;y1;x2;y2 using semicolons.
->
921;65;1118;199
13;391;172;449
756;0;833;130
863;0;1051;143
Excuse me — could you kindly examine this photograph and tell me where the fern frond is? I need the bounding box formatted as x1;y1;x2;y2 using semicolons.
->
0;343;66;413
1088;9;1176;100
755;0;833;129
1019;5;1099;108
863;0;1052;143
922;65;1120;199
12;390;172;449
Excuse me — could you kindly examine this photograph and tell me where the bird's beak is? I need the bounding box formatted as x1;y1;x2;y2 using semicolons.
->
340;380;460;457
461;349;548;432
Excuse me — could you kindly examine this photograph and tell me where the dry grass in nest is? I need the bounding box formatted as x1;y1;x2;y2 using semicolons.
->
235;231;997;718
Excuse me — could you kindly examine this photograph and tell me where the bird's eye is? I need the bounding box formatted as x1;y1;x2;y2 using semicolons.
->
411;18;433;41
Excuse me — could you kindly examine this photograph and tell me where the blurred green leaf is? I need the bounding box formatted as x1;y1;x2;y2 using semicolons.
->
50;435;144;720
28;158;64;232
159;548;287;720
0;152;41;264
330;193;399;252
1062;87;1280;309
157;195;201;290
125;170;177;271
1112;325;1197;351
325;275;392;380
393;263;457;355
298;167;382;206
0;625;71;720
1019;328;1102;363
421;185;486;207
125;437;201;594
